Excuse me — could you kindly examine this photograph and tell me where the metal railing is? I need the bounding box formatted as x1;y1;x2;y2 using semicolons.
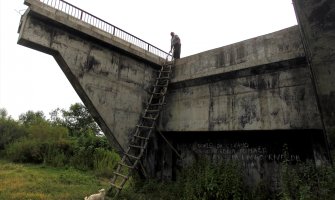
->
38;0;170;59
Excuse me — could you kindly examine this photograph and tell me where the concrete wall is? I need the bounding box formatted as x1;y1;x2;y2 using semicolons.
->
18;0;164;152
292;0;335;158
164;129;324;184
17;0;332;182
160;26;322;132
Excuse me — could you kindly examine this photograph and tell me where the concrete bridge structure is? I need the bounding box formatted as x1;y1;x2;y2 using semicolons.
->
18;0;334;183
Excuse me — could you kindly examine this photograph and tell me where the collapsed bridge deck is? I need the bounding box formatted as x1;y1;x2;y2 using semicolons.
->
18;0;333;184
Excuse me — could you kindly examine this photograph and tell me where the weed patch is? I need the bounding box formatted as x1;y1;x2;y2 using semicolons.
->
0;160;110;200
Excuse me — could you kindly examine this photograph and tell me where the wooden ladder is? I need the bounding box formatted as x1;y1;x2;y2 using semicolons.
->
110;60;174;198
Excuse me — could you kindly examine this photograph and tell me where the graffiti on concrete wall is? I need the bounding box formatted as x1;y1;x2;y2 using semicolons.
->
192;142;301;163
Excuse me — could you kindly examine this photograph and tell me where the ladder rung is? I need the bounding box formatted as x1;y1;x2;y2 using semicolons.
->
142;116;157;120
154;84;168;87
136;124;154;129
150;97;165;102
145;109;159;113
150;91;165;95
118;162;134;169
134;135;149;140
157;69;171;73
147;102;165;106
113;172;129;179
150;95;165;99
151;88;167;93
129;144;145;149
110;183;122;190
161;70;171;73
110;61;173;198
125;153;140;160
150;94;163;98
156;80;169;84
156;82;169;86
156;76;170;80
157;78;169;81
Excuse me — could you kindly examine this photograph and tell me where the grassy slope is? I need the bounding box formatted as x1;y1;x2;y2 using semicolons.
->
0;160;110;200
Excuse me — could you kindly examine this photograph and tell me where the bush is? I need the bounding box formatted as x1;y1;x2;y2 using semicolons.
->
5;123;70;164
4;121;120;175
93;148;120;176
43;139;74;167
6;139;45;163
122;159;249;200
70;146;95;170
121;177;181;200
69;132;116;171
1;106;120;179
26;122;68;142
280;160;335;200
121;158;335;200
0;117;27;151
179;159;246;200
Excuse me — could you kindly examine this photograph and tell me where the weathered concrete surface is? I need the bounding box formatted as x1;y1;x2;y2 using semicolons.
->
164;129;325;185
160;27;322;132
292;0;335;157
17;0;332;183
172;26;305;83
18;0;164;153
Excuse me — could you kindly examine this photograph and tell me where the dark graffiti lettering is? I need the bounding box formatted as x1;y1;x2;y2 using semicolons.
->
194;142;300;162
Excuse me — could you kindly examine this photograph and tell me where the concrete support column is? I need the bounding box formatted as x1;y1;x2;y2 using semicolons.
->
293;0;335;160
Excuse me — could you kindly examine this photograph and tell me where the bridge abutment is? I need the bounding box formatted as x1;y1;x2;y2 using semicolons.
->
17;0;333;187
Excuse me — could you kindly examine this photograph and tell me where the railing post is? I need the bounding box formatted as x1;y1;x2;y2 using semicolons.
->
38;0;170;58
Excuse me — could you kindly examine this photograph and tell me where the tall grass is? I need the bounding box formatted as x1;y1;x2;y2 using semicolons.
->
2;120;120;176
0;160;110;200
120;159;249;200
280;160;335;200
120;159;335;200
93;147;120;176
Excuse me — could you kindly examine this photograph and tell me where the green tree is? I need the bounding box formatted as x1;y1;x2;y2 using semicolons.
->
49;108;65;126
0;116;27;150
19;110;46;126
61;103;101;136
0;108;8;118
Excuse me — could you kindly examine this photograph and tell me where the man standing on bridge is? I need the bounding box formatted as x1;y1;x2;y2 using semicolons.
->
170;32;181;59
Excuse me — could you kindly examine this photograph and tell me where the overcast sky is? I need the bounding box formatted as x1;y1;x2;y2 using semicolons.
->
0;0;297;119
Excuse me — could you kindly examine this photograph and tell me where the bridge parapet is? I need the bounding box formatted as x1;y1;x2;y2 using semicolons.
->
162;26;322;132
21;0;170;64
171;26;305;85
18;0;171;153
